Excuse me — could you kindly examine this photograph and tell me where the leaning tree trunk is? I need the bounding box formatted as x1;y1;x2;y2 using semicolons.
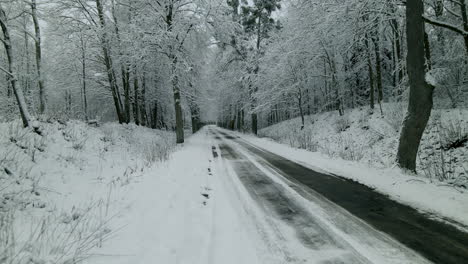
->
31;0;46;114
0;6;31;127
396;0;435;172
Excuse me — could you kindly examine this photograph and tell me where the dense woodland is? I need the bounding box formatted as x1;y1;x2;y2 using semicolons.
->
0;0;467;171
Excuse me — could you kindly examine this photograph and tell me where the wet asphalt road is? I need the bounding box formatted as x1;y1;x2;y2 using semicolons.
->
212;129;468;264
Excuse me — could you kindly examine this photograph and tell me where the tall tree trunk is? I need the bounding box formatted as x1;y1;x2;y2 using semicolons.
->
397;0;435;172
298;88;305;130
166;3;184;143
237;104;242;130
171;56;184;143
365;35;375;110
31;0;46;114
372;33;384;115
0;6;31;127
152;102;158;129
390;3;403;97
111;0;131;123
140;70;147;126
133;68;140;125
79;32;88;121
21;15;31;102
95;0;125;123
190;104;200;133
250;13;263;135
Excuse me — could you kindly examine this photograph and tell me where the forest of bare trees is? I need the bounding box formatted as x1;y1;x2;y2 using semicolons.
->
0;0;467;171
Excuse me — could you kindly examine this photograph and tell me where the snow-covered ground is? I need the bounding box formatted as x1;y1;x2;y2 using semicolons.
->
0;120;175;263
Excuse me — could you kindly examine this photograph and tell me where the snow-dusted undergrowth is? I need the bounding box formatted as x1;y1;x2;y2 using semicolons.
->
259;104;468;187
0;120;175;263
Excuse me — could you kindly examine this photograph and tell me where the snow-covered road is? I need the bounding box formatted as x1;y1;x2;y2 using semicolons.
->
211;127;468;264
211;128;427;264
93;126;468;264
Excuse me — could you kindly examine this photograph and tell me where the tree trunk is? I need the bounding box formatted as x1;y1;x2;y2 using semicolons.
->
237;105;242;130
251;112;258;134
95;0;125;123
396;0;435;172
31;0;46;114
111;0;131;123
140;70;147;126
166;3;184;143
298;89;305;130
133;69;140;125
80;32;88;121
21;15;31;102
152;102;158;129
0;6;31;127
365;35;375;110
461;0;468;54
372;33;384;115
190;105;200;133
171;56;184;143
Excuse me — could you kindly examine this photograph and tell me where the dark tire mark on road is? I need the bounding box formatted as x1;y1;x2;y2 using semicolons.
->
218;130;468;264
218;143;371;263
211;146;218;158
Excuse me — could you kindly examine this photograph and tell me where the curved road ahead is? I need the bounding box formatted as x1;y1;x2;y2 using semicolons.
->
210;127;468;264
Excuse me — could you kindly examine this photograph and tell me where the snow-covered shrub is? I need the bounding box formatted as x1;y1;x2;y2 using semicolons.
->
288;127;318;152
420;149;457;183
384;103;405;132
0;96;17;122
438;118;467;151
296;132;318;152
101;126;117;145
334;115;351;133
336;135;364;161
0;204;112;264
143;139;174;165
8;122;29;144
63;124;89;150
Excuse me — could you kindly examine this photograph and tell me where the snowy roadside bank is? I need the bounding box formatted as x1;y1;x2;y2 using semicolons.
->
223;129;468;228
258;105;468;187
0;120;175;263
